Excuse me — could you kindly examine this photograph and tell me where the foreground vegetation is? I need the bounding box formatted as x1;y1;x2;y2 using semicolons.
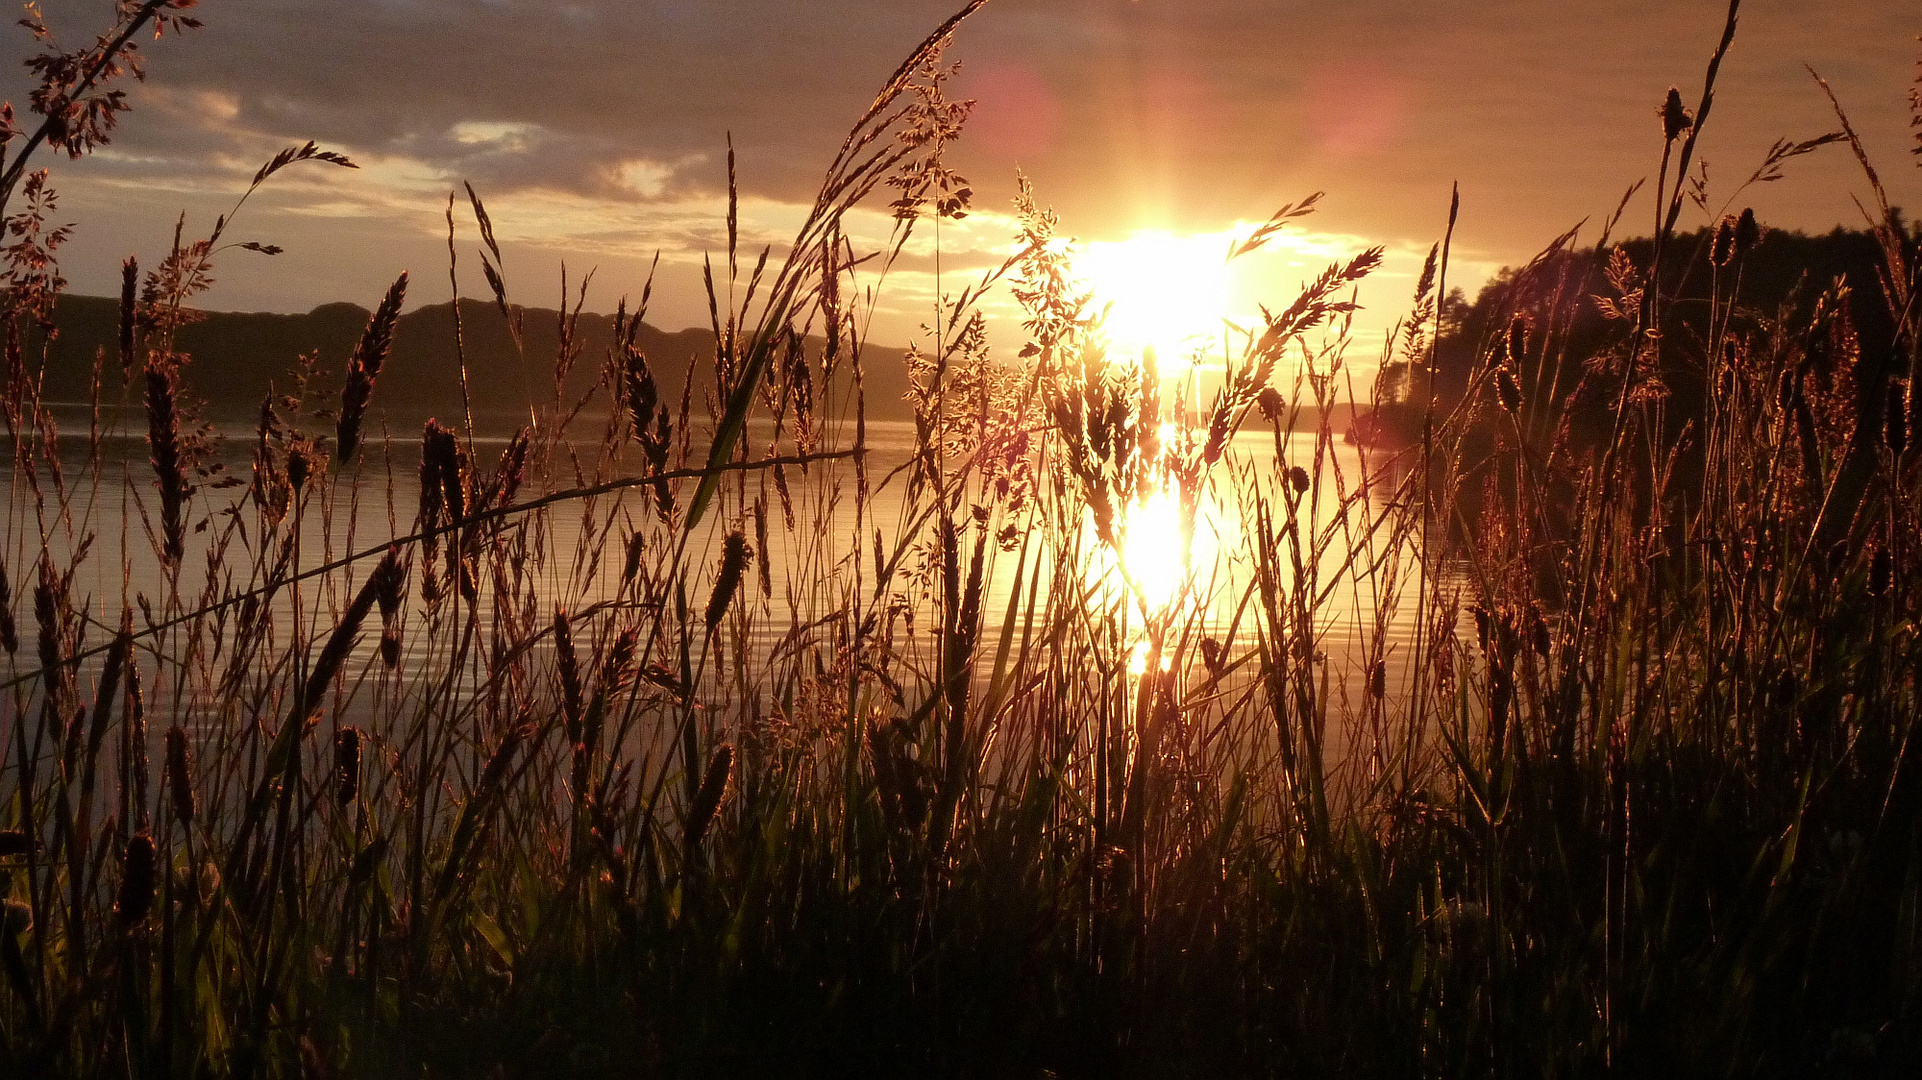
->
3;2;1920;1076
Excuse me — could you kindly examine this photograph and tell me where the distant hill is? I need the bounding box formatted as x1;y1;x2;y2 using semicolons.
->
21;294;1362;445
25;295;919;434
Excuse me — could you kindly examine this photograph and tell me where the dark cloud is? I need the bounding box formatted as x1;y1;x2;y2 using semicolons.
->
19;0;984;200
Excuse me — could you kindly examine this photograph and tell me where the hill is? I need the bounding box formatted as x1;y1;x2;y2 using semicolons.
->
23;294;919;434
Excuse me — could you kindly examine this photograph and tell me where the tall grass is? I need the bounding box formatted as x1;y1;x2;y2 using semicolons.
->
2;1;1920;1076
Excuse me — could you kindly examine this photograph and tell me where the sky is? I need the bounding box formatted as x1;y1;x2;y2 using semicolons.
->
6;0;1918;363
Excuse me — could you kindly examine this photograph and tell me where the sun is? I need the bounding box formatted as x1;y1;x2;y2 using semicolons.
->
1076;231;1236;368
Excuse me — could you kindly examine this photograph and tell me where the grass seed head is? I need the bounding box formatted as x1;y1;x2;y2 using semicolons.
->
337;270;408;462
1886;378;1909;457
1734;208;1760;257
686;743;734;849
164;725;195;825
1497;367;1524;413
0;558;15;655
34;556;67;701
1870;546;1893;596
754;496;772;598
1506;316;1528;367
1712;217;1737;266
421;420;467;524
298;549;394;720
115;835;155;929
621;530;645;586
335;727;361;806
1661;87;1691;141
376;545;407;622
621;343;659;437
602;626;638;692
487;426;532;511
554;609;584;739
705;532;753;635
144;355;188;565
118;256;138;378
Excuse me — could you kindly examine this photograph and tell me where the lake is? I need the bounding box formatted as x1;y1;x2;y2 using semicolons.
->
2;406;1439;757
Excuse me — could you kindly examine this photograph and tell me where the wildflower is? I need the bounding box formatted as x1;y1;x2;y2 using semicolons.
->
1257;387;1284;423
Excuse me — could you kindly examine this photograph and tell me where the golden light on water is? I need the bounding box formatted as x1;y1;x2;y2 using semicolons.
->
1076;231;1236;367
1093;472;1221;631
1128;640;1173;677
1119;481;1218;676
1122;483;1190;614
1066;231;1240;661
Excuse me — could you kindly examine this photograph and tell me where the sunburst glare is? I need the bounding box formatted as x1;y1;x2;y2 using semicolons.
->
1088;472;1221;623
1076;230;1237;368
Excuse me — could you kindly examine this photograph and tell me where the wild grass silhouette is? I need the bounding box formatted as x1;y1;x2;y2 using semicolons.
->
1;2;1919;1076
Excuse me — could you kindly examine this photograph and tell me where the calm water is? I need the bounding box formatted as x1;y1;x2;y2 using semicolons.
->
2;408;1435;735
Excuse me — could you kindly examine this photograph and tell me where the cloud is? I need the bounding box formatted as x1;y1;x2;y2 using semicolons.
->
0;0;1912;352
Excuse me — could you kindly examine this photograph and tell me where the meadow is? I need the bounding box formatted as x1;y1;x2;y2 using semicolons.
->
2;2;1920;1076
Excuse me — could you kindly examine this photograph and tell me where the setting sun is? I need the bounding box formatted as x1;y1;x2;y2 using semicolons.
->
1076;231;1237;367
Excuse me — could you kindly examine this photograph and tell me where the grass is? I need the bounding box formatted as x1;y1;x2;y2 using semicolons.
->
2;1;1921;1076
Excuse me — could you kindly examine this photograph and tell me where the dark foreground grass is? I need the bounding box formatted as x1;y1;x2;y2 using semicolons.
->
2;2;1921;1076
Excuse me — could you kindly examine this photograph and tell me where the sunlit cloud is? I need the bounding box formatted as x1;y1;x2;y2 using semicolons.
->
15;0;1908;381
